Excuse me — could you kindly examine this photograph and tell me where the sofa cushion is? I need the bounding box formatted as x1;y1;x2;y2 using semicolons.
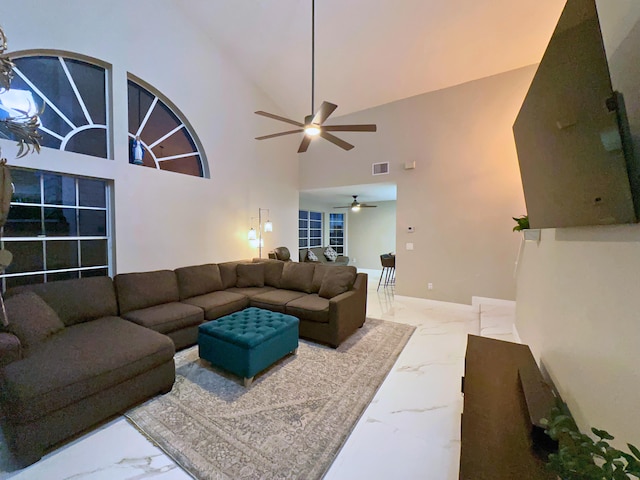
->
115;270;179;314
182;290;249;320
175;264;223;300
250;289;307;312
318;266;357;299
121;302;204;335
2;292;65;350
0;317;174;424
311;264;330;293
218;261;240;289
225;286;276;298
252;259;284;288
7;276;118;326
236;263;265;288
279;262;315;293
286;294;330;324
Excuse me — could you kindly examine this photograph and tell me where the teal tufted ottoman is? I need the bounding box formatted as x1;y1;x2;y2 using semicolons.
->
198;307;299;387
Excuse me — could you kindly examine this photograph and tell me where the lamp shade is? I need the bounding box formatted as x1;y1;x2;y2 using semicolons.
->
264;220;273;232
248;227;257;240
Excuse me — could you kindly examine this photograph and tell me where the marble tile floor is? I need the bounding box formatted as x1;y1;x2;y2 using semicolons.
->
0;277;516;480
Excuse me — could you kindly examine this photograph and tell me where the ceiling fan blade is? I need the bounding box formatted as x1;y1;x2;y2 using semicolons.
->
298;135;312;153
323;124;377;132
360;205;377;208
255;129;303;140
320;131;354;151
333;206;351;209
312;101;338;125
255;111;304;127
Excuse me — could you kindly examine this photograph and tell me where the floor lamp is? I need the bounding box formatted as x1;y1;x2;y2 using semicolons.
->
248;208;272;258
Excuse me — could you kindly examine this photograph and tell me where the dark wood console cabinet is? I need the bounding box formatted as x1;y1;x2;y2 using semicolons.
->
459;335;556;480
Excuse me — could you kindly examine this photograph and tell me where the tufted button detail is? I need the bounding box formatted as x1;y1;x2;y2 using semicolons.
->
199;307;299;348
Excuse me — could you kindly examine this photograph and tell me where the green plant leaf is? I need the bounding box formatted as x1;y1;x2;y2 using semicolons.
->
628;443;640;460
593;427;615;440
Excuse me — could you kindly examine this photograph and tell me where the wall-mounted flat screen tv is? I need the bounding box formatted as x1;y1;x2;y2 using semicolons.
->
513;0;640;229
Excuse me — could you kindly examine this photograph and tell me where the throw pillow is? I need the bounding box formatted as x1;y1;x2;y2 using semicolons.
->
324;246;338;262
307;249;319;262
280;262;315;293
3;291;65;349
236;263;265;288
318;266;357;299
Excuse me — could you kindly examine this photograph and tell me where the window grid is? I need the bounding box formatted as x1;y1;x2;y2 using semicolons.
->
298;210;323;249
6;55;110;159
0;169;112;292
127;78;207;178
329;213;345;255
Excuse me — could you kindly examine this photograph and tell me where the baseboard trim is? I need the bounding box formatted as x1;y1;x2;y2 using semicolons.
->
471;296;516;312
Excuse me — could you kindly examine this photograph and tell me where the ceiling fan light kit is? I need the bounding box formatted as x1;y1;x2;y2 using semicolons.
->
254;0;376;153
334;195;378;211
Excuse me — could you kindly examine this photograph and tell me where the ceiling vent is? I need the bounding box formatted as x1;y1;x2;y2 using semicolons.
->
372;162;389;175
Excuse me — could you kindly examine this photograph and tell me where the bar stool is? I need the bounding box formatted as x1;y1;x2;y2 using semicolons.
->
377;254;396;291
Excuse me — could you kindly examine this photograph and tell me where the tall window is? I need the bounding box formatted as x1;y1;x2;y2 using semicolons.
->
298;210;322;249
0;168;111;291
329;213;345;255
0;55;109;158
127;78;207;178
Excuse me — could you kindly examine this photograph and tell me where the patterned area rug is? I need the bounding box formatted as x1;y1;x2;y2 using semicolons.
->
125;318;414;480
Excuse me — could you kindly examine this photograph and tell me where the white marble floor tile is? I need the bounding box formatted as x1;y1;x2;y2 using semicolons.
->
0;419;189;480
0;278;516;480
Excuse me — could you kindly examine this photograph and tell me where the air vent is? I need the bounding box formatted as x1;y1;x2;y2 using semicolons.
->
372;162;389;175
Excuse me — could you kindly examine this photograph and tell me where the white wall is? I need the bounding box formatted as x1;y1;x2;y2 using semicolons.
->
515;5;640;448
1;0;299;273
300;67;534;304
347;201;396;269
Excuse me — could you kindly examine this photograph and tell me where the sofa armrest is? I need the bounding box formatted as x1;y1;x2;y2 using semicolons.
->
0;332;22;367
328;273;368;346
335;256;349;265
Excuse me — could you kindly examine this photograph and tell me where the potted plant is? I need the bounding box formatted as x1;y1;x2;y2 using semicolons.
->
512;214;530;231
542;407;640;479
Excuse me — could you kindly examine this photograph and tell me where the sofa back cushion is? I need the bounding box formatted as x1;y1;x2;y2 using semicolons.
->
7;276;118;326
2;291;65;349
252;258;285;288
115;270;179;314
318;266;357;299
175;264;223;300
311;264;330;293
280;262;315;293
218;261;240;289
236;263;265;288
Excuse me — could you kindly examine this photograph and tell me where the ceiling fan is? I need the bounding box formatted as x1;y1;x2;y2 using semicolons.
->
333;195;377;212
254;0;376;153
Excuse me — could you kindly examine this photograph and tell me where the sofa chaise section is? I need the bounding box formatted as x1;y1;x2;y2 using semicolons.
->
0;277;175;466
115;270;204;350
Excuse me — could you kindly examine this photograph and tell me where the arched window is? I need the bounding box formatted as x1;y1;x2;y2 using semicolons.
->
0;54;109;158
127;78;208;178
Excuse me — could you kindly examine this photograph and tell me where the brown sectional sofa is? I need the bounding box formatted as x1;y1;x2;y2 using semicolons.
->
0;258;367;467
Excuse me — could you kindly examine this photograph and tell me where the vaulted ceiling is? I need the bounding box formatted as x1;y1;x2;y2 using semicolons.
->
180;0;566;120
179;0;566;203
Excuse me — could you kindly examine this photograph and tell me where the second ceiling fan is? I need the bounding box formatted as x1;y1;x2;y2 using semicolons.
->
254;0;376;153
334;195;377;212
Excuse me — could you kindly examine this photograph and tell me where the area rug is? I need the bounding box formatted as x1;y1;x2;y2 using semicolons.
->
125;317;414;480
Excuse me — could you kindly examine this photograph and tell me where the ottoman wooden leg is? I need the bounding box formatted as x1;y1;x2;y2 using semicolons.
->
293;348;298;355
243;376;254;388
